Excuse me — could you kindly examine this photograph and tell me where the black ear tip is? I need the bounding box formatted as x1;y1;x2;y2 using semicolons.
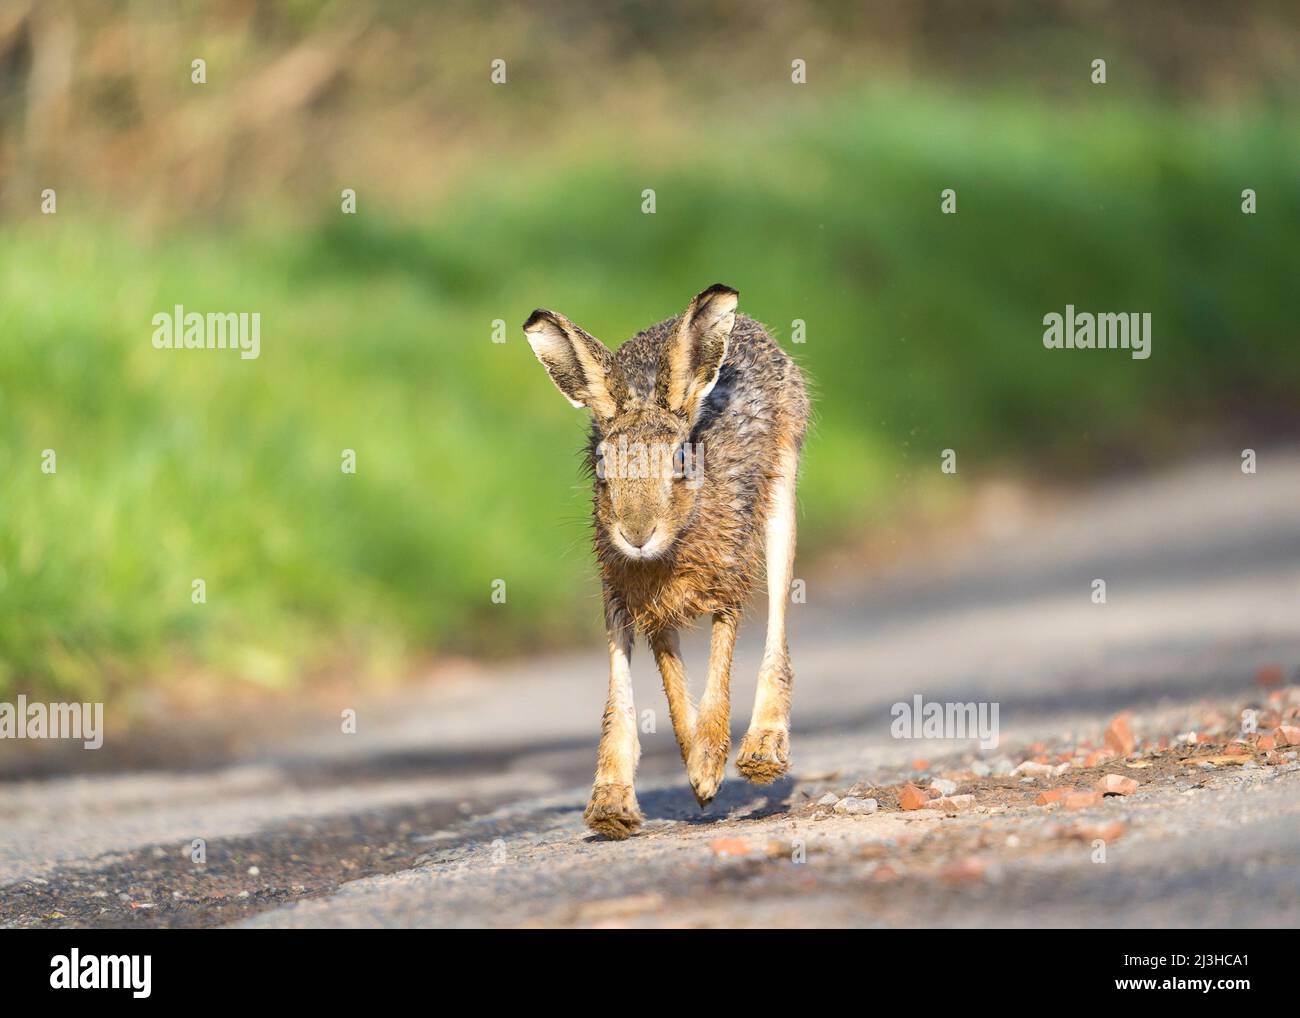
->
523;309;551;331
704;283;739;299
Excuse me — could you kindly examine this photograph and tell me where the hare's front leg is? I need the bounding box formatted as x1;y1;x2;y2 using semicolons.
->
583;601;644;839
686;611;738;806
737;443;799;783
651;629;695;766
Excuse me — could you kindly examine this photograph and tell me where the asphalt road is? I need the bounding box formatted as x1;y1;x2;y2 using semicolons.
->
2;452;1298;928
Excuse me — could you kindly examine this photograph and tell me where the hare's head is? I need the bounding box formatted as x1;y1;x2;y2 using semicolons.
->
525;284;737;561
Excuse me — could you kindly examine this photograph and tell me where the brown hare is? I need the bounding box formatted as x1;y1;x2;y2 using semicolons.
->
524;285;809;839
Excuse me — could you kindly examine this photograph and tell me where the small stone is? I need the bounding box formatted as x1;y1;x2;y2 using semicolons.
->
871;863;901;883
817;792;839;806
971;760;992;777
577;893;665;923
833;796;878;816
247;865;260;876
990;757;1015;777
1036;787;1073;805
1013;760;1055;777
929;778;958;796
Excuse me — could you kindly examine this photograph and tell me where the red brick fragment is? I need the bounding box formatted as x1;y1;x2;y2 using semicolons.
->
938;857;988;884
928;794;976;812
1078;821;1127;842
709;838;750;858
1104;715;1137;756
900;784;929;810
1097;774;1139;796
1064;791;1104;810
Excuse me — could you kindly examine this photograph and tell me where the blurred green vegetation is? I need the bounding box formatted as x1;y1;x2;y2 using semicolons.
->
2;85;1297;699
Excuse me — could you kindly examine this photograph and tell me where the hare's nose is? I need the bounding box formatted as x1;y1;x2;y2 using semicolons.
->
620;522;656;548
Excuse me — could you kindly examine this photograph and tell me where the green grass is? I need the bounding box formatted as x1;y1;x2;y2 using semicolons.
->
2;86;1297;699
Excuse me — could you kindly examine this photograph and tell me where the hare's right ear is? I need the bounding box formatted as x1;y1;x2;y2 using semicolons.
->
523;309;626;421
655;284;737;424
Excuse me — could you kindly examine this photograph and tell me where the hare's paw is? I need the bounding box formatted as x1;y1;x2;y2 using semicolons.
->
686;722;730;807
583;783;644;840
736;726;789;784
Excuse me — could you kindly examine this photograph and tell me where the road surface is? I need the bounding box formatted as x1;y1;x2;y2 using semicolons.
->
2;452;1298;927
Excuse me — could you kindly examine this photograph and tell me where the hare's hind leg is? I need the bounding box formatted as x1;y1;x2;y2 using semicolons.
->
736;441;799;783
583;598;644;839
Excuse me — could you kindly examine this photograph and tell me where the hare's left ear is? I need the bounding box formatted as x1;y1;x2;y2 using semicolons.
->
655;284;737;423
524;309;626;421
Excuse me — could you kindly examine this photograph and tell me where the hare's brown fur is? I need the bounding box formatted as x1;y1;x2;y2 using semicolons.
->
524;285;808;838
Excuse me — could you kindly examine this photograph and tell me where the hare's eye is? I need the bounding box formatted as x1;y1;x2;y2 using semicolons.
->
672;445;686;477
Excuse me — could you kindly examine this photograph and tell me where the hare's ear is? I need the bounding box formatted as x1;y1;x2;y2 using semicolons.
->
655;284;737;422
523;309;626;420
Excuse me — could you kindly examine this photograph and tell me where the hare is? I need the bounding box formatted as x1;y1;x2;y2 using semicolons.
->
524;285;808;839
